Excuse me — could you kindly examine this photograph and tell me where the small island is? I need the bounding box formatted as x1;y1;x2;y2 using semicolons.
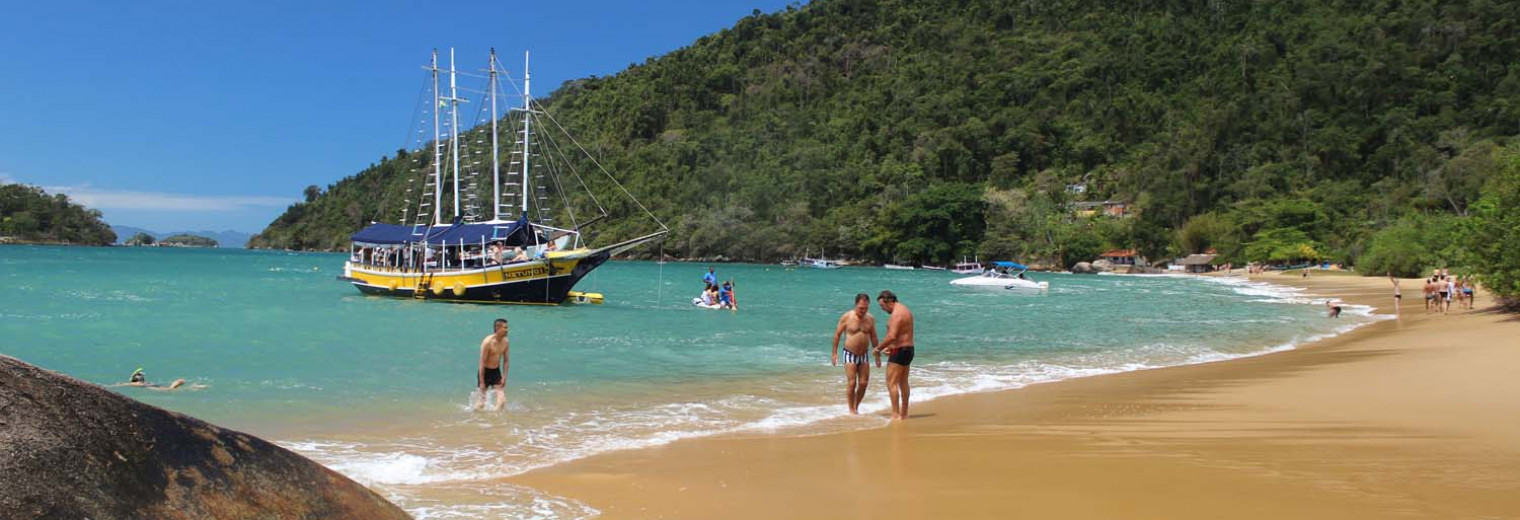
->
157;234;219;248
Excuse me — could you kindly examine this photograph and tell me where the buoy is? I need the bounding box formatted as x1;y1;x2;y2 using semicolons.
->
451;283;466;297
432;283;445;296
388;281;399;292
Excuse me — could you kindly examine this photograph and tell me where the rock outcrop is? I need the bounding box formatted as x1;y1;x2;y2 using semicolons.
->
0;355;412;520
1070;261;1095;274
1091;259;1116;273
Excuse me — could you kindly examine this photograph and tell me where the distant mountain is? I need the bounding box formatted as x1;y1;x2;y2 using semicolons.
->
110;226;251;248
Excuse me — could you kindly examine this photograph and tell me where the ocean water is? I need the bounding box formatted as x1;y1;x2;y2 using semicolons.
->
0;246;1381;518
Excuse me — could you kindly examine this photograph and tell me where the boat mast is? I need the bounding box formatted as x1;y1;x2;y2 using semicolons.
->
449;47;462;221
519;51;532;217
431;49;442;226
490;48;501;221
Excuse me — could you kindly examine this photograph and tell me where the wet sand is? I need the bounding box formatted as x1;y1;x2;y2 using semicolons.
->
510;274;1520;519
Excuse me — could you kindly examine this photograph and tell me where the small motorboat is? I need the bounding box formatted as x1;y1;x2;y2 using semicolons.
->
883;264;915;270
951;256;983;275
949;261;1049;292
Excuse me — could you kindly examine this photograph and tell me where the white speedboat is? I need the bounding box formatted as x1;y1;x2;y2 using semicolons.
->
949;261;1049;292
883;264;915;270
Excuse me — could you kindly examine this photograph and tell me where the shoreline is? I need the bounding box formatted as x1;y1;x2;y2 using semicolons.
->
506;274;1520;519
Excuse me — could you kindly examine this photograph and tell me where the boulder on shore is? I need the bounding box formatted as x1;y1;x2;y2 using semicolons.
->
0;355;412;520
1091;259;1116;273
1070;261;1095;274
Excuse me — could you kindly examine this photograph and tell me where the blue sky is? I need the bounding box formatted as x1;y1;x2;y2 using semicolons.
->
0;0;800;233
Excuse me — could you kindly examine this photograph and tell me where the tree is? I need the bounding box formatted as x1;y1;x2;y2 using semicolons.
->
126;232;155;246
303;185;322;203
1463;144;1520;310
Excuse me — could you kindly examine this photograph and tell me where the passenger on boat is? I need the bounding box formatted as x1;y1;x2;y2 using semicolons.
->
719;282;735;309
535;241;558;259
701;283;719;306
511;246;528;263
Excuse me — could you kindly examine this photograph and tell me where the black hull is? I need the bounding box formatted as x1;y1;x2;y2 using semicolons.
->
353;250;612;305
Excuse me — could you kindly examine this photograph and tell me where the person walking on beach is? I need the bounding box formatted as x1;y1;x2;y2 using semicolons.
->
832;293;880;415
873;290;916;421
1423;277;1436;313
475;318;511;412
1389;273;1402;315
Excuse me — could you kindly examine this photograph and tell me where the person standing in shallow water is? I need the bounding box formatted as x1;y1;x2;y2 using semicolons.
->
476;318;510;412
832;293;880;415
873;290;916;421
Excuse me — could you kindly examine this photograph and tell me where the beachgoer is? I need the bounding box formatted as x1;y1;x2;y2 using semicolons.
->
476;318;511;412
873;290;916;421
1446;276;1456;313
719;281;735;309
1462;278;1475;309
1326;300;1342;318
1423;277;1435;313
831;293;880;415
1389;273;1401;314
703;266;717;287
122;369;190;391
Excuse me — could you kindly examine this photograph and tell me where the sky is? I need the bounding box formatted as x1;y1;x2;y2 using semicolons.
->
0;0;801;233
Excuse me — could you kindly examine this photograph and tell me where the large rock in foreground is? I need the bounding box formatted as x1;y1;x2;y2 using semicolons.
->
0;355;411;520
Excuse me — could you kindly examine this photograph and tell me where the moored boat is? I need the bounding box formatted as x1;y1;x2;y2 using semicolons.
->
951;256;983;275
340;49;665;304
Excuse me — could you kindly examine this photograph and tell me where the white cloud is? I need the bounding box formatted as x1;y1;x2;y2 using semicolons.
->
43;185;294;212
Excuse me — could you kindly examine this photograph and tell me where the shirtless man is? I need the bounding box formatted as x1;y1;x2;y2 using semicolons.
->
1423;277;1436;313
476;318;511;412
832;293;880;415
872;290;916;421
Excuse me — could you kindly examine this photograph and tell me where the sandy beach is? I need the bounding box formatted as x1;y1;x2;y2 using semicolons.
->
511;274;1520;519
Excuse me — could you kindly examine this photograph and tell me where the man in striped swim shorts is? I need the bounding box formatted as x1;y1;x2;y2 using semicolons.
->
832;293;880;415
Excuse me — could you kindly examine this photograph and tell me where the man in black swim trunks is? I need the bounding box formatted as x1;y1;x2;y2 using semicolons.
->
475;318;511;411
873;290;916;421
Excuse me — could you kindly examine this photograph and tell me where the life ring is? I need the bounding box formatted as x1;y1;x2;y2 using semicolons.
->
451;283;467;297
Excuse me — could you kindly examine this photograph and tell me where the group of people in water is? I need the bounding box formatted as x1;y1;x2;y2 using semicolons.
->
350;240;557;272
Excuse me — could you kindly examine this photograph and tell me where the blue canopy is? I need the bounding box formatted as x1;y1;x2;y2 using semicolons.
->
350;215;538;246
992;261;1028;270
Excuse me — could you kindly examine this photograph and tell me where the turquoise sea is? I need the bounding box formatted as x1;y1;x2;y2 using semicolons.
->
1;246;1380;519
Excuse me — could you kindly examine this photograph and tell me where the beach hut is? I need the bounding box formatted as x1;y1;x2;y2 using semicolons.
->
1180;253;1218;273
1099;249;1138;266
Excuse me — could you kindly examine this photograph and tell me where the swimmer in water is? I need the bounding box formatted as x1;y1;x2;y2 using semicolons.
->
117;368;200;391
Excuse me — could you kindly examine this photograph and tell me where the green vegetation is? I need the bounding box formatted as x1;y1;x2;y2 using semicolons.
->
0;184;115;245
125;232;156;246
1463;144;1520;309
255;0;1518;279
158;234;218;248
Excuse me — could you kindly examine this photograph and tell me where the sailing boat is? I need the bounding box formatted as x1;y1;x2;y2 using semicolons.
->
339;49;667;304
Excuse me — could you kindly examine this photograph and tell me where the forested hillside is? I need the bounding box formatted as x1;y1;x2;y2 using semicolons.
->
0;184;116;245
254;0;1519;275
